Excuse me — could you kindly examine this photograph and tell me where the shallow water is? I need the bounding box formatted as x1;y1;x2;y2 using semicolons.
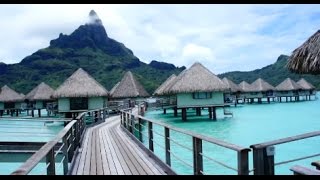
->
143;93;320;175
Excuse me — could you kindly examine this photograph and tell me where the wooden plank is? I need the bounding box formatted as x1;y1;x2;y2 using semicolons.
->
100;125;117;175
89;129;97;175
98;128;110;175
95;129;104;175
82;130;93;175
76;128;91;175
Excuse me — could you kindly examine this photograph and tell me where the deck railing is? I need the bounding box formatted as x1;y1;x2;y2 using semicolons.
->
250;131;320;175
10;107;108;175
120;109;251;175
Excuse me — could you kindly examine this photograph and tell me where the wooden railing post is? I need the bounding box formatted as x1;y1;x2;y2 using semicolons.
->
148;121;154;152
237;149;250;175
252;146;275;175
193;137;203;175
75;120;80;148
138;117;142;142
165;127;171;166
68;128;74;162
46;148;55;175
62;134;69;175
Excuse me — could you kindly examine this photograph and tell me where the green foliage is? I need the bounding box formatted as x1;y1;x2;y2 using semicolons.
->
219;55;320;89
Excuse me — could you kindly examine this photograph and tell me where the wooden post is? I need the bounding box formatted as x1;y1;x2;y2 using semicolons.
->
212;107;216;120
193;137;203;175
6;110;9;115
196;107;201;116
267;97;270;104
148;121;154;152
10;110;14;116
46;148;55;175
138;117;142;142
286;97;288;102
38;109;41;117
31;109;34;117
163;108;166;114
164;127;171;166
62;134;69;175
68;129;74;162
208;107;212;119
290;97;292;102
252;146;275;175
237;149;250;175
182;108;187;121
173;107;178;117
0;110;3;117
16;109;19;116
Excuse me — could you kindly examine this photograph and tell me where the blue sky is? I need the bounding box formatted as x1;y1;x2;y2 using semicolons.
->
0;4;319;74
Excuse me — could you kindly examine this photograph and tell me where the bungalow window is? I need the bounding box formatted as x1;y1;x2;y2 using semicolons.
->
193;92;212;99
70;97;88;110
4;102;15;109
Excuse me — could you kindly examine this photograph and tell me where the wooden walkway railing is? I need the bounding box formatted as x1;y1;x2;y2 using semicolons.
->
120;109;251;175
250;131;320;175
10;107;108;175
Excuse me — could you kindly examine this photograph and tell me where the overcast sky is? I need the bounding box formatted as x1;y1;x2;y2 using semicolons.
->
0;4;319;74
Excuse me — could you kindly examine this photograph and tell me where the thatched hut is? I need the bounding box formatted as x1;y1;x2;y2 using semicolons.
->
287;30;320;74
109;71;149;108
52;68;109;116
0;85;24;116
275;78;303;102
222;77;241;104
297;78;316;100
25;82;55;117
250;78;275;103
153;74;178;113
164;62;229;120
238;81;254;102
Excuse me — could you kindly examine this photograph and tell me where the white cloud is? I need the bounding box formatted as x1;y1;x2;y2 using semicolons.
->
0;4;320;74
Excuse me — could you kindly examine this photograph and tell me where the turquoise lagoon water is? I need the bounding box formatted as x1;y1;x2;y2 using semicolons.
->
143;93;320;175
0;110;64;175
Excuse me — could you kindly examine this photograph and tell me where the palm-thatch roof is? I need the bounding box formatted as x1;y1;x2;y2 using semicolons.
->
153;74;177;96
296;78;315;90
238;81;253;92
52;68;109;98
110;71;150;98
25;82;55;101
20;93;25;99
287;30;320;74
275;78;303;91
109;82;120;96
250;78;275;92
222;77;241;93
165;62;228;94
0;85;24;102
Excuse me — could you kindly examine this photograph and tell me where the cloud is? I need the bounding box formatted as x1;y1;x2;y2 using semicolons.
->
0;4;320;74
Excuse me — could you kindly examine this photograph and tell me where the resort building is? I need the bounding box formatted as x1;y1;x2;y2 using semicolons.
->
275;78;303;102
153;74;178;115
222;77;242;105
52;68;109;118
249;78;276;103
296;78;316;100
164;62;229;121
25;82;55;117
0;85;24;116
109;71;149;109
238;81;254;103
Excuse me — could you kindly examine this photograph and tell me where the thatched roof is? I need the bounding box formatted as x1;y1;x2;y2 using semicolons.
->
287;30;320;74
20;93;25;100
25;82;55;101
250;78;275;92
238;81;253;92
165;62;228;94
52;68;109;98
153;74;177;96
0;85;24;102
109;82;120;96
275;78;303;91
110;71;150;98
222;77;241;93
297;78;315;90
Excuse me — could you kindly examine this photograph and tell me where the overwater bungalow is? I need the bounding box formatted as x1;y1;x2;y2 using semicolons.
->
222;77;241;105
164;62;229;121
275;78;303;102
25;82;55;117
238;81;254;103
109;71;149;109
249;78;276;103
0;85;24;117
153;74;178;114
296;78;316;100
52;68;109;118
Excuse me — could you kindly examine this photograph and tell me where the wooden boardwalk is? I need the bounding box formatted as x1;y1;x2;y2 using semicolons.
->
70;113;168;175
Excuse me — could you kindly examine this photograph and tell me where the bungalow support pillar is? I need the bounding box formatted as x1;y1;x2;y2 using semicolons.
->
290;97;292;102
0;110;3;117
212;107;217;120
173;107;178;117
38;109;41;117
163;108;166;114
10;110;14;116
208;107;212;119
16;109;18;116
267;97;270;104
182;108;187;121
286;97;288;102
6;110;9;115
31;109;34;117
258;98;262;104
196;107;201;116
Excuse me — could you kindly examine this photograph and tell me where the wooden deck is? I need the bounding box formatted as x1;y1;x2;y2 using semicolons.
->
70;113;168;175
